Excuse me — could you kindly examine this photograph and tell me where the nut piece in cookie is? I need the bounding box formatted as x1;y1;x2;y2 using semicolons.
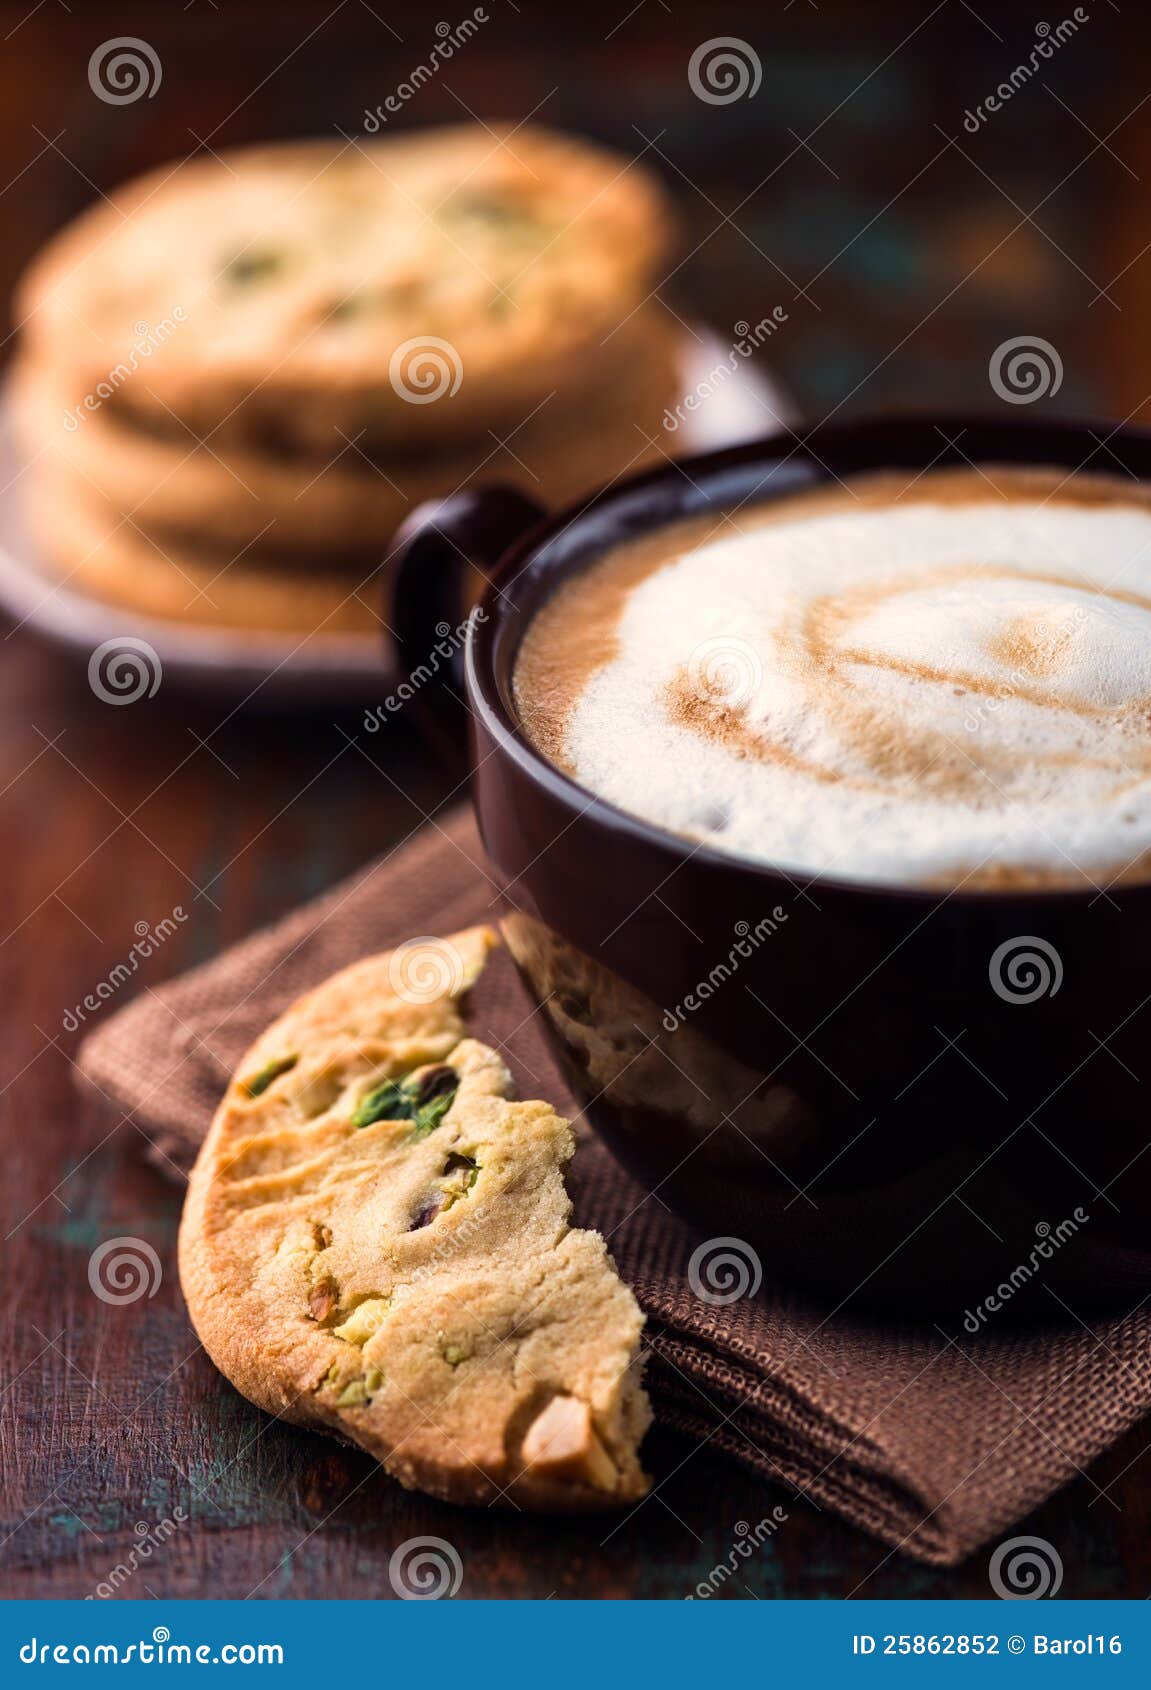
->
521;1395;620;1491
178;925;651;1510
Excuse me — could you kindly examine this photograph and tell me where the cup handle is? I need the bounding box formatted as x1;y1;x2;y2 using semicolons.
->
388;486;545;761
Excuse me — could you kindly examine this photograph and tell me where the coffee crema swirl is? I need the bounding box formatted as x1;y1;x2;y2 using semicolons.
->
514;468;1151;888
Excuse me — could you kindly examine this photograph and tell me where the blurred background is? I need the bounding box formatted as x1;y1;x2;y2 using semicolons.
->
7;0;1151;1601
0;0;1140;421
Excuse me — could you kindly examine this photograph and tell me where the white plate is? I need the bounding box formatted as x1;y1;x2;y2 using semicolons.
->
0;333;792;707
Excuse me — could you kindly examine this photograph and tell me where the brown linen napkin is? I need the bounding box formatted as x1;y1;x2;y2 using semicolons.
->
76;808;1151;1568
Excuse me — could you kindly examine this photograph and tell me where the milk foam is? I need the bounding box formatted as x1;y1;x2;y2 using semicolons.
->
554;493;1151;885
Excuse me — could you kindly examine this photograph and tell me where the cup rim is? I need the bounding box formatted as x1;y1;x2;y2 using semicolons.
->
465;410;1151;906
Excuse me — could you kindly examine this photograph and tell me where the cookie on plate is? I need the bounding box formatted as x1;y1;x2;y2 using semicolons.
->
178;927;651;1509
14;307;680;560
29;473;383;635
20;125;676;455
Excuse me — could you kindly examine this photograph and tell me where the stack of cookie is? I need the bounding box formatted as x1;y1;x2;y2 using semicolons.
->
14;126;679;640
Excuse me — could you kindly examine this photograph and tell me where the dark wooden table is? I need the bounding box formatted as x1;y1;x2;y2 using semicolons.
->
4;0;1151;1601
7;637;1151;1602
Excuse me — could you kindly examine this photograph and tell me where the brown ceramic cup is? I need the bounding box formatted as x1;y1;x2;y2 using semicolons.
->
392;418;1151;1315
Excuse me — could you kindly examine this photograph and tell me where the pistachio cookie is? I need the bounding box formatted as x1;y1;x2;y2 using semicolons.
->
14;309;679;560
20;125;675;454
29;474;382;635
178;928;651;1509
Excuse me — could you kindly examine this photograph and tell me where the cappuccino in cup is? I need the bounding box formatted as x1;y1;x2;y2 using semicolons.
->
514;466;1151;888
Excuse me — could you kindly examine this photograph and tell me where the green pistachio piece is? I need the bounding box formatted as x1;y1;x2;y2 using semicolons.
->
441;195;547;245
440;1152;479;1211
351;1065;458;1136
412;1065;458;1103
409;1089;456;1141
443;1152;478;1181
242;1054;299;1097
223;249;284;286
333;1297;390;1346
351;1078;409;1128
335;1367;383;1407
